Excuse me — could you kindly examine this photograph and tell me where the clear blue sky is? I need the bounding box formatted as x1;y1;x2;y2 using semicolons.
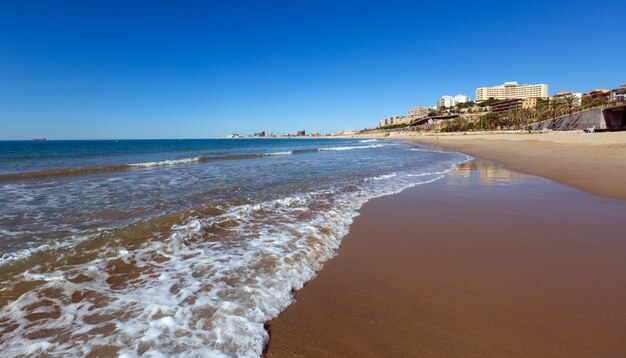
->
1;0;625;139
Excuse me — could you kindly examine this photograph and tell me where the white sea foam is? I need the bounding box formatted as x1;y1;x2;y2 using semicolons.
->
262;151;293;156
411;148;446;154
359;139;378;143
0;234;93;265
407;171;446;177
0;228;27;236
129;156;204;168
0;146;472;357
318;144;386;151
0;160;466;357
367;172;397;181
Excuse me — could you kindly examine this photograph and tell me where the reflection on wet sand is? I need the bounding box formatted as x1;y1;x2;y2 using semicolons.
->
449;160;526;184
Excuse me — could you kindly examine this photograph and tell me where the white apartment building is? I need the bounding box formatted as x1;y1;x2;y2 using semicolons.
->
475;82;548;102
437;96;454;108
454;94;470;104
437;94;471;108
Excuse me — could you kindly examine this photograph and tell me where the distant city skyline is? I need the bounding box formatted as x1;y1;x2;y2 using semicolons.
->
1;1;625;139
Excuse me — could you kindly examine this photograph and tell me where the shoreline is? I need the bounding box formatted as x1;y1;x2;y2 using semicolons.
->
265;137;626;356
389;131;626;200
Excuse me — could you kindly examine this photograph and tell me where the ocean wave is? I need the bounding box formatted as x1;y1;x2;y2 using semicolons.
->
0;159;468;357
0;146;393;182
0;234;93;265
128;156;207;167
261;151;293;156
0;228;28;237
359;139;378;143
407;171;446;177
0;153;292;182
318;144;387;151
0;163;134;181
411;148;447;154
0;158;209;182
367;172;397;181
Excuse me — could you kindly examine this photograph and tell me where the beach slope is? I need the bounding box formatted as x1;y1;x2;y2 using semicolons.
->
405;131;626;200
266;160;626;357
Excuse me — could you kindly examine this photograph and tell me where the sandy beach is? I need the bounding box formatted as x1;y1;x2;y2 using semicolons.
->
401;131;626;200
266;134;626;357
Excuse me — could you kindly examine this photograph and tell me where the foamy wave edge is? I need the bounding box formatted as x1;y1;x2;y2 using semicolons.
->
261;151;292;156
318;143;387;151
0;146;392;182
411;148;447;154
0;154;473;357
129;156;206;167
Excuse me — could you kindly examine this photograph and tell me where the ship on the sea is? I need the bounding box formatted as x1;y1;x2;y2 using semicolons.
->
32;138;47;141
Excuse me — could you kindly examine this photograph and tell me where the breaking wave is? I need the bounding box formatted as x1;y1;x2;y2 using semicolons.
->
318;144;387;151
129;156;206;167
411;148;447;154
0;145;393;182
0;163;467;357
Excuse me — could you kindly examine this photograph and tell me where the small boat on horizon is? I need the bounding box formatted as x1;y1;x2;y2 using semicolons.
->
32;138;47;141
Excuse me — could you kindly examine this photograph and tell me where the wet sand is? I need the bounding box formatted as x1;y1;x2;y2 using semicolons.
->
265;160;626;357
406;131;626;200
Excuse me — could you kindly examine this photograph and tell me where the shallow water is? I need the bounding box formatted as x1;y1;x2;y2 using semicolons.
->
0;138;469;357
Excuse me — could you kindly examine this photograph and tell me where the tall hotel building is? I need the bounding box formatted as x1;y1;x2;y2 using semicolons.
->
475;82;548;102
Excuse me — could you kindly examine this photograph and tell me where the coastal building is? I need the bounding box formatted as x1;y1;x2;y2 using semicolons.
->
454;94;471;105
437;96;454;109
437;94;471;109
521;98;538;109
610;87;626;102
407;106;429;120
489;98;538;113
379;115;411;127
551;92;582;106
582;89;611;105
333;129;360;136
475;82;548;102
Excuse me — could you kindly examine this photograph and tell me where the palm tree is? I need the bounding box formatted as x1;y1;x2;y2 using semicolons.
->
593;96;608;108
522;107;533;129
549;97;563;119
504;108;523;130
444;117;470;132
512;107;524;129
563;95;579;118
490;112;504;130
535;99;550;123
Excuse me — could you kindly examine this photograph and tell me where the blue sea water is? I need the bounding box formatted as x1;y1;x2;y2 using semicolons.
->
0;138;469;357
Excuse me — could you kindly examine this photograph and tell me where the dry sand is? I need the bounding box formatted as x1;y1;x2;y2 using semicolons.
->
265;159;626;357
401;131;626;200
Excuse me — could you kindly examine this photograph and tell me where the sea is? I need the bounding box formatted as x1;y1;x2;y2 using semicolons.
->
0;138;470;357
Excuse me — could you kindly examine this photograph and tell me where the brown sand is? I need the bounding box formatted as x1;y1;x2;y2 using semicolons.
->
265;161;626;357
406;131;626;200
